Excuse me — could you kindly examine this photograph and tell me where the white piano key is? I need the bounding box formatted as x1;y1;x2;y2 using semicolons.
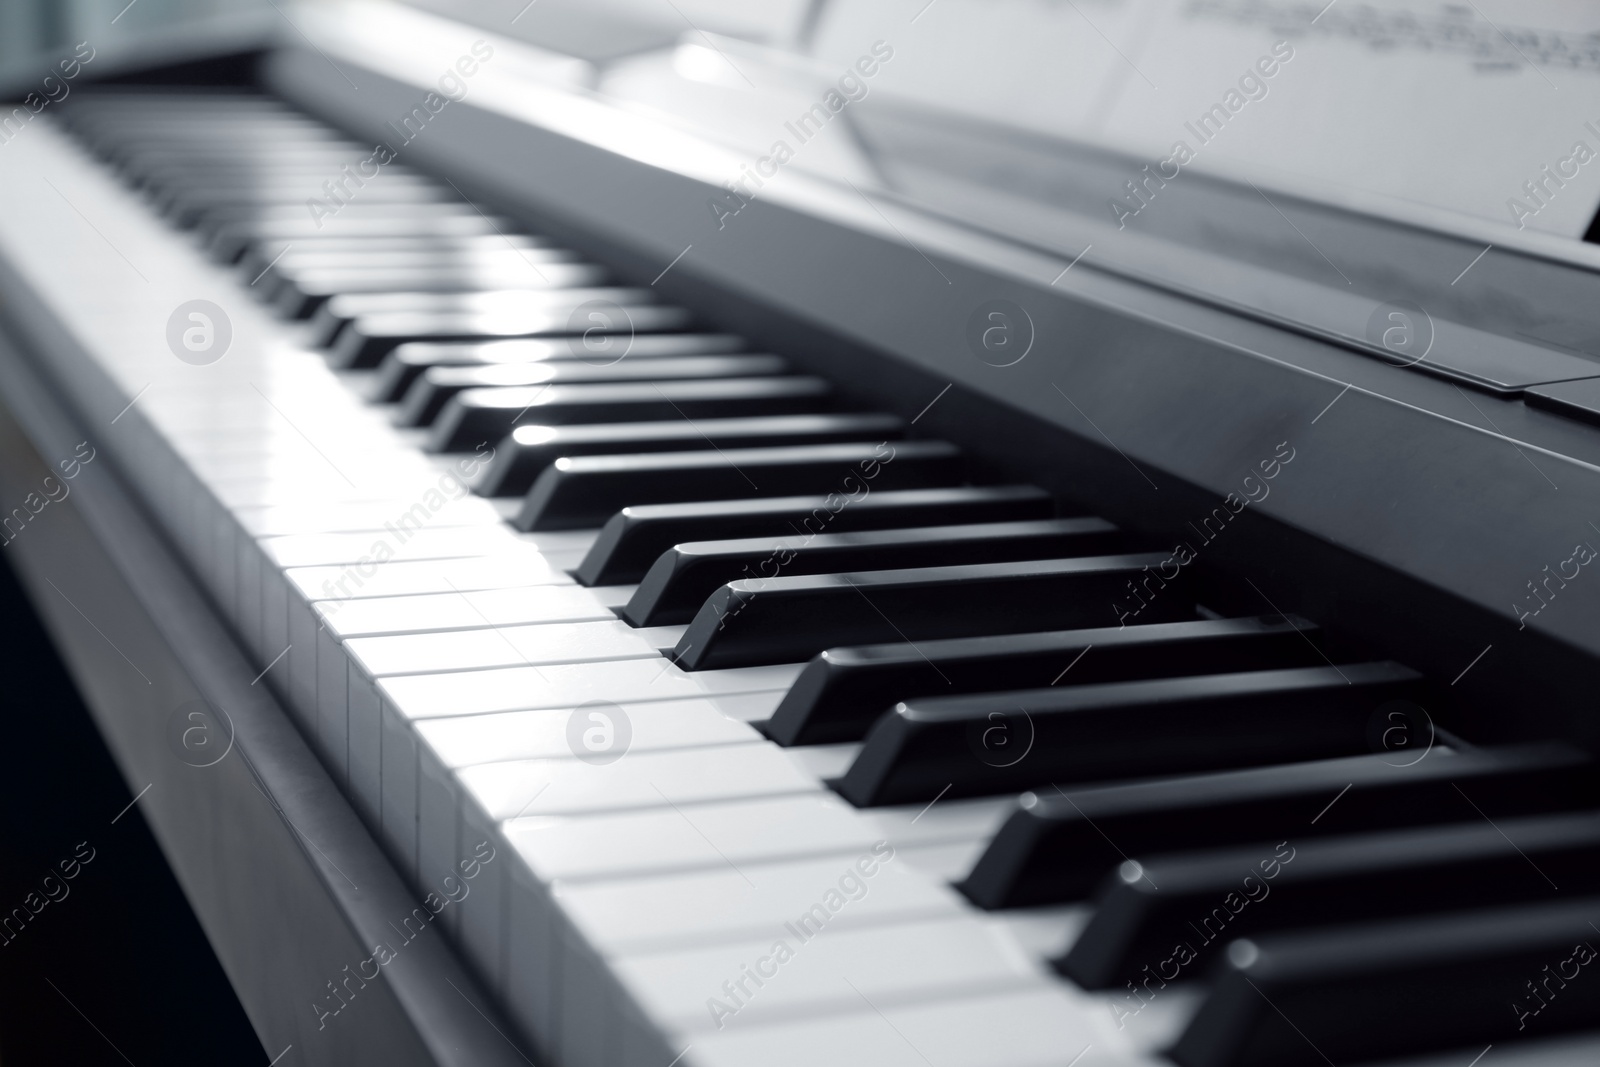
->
987;905;1090;963
148;386;376;410
260;525;521;567
418;697;761;768
780;742;860;781
514;528;599;555
371;649;746;845
346;621;659;677
316;585;618;639
352;669;385;831
613;917;1045;1035
1080;985;1204;1059
316;625;350;786
631;624;689;649
683;987;1125;1067
239;537;264;655
172;424;435;453
456;798;508;995
371;650;780;861
560;919;634;1067
857;795;1018;849
372;684;413;858
288;581;321;726
173;411;423;437
263;535;551;657
504;793;883;884
178;433;424;464
588;586;639;609
287;551;572;601
380;659;801;720
556;849;964;957
156;415;392;440
205;464;449;498
527;836;970;1067
260;569;291;692
704;692;788;723
506;851;560;1040
417;738;461;928
214;506;239;619
217;480;460;509
895;840;992;883
379;656;751;866
236;497;501;536
457;743;820;819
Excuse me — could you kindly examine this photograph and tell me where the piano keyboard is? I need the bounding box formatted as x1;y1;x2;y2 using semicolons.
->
24;88;1600;1067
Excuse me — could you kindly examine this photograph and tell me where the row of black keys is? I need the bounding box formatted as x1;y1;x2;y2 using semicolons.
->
63;94;1600;1067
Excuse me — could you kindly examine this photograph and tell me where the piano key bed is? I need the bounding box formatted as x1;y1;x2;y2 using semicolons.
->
3;89;1599;1067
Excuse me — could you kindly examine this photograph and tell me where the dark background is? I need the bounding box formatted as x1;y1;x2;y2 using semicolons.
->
0;554;265;1065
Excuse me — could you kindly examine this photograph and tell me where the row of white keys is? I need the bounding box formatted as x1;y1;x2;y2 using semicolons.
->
30;112;1165;1067
491;784;1142;1067
153;297;1151;1067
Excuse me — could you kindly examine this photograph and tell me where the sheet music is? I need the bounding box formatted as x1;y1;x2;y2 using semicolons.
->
813;0;1600;239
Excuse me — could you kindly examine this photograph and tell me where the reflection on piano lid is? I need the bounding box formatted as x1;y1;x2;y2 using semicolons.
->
406;0;1600;239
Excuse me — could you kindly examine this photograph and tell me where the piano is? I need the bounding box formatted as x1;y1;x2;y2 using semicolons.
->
2;1;1600;1065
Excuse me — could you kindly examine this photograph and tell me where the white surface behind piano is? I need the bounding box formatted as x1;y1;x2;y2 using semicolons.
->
558;0;1600;240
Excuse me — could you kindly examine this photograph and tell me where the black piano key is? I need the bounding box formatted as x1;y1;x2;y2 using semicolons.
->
626;517;1122;626
673;552;1193;671
372;334;746;402
278;265;606;318
768;614;1326;747
310;287;654;347
962;742;1594;909
330;305;694;369
429;376;831;452
475;412;903;496
1060;810;1600;989
574;485;1055;586
397;355;789;427
831;661;1425;806
514;440;960;532
1172;899;1600;1067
